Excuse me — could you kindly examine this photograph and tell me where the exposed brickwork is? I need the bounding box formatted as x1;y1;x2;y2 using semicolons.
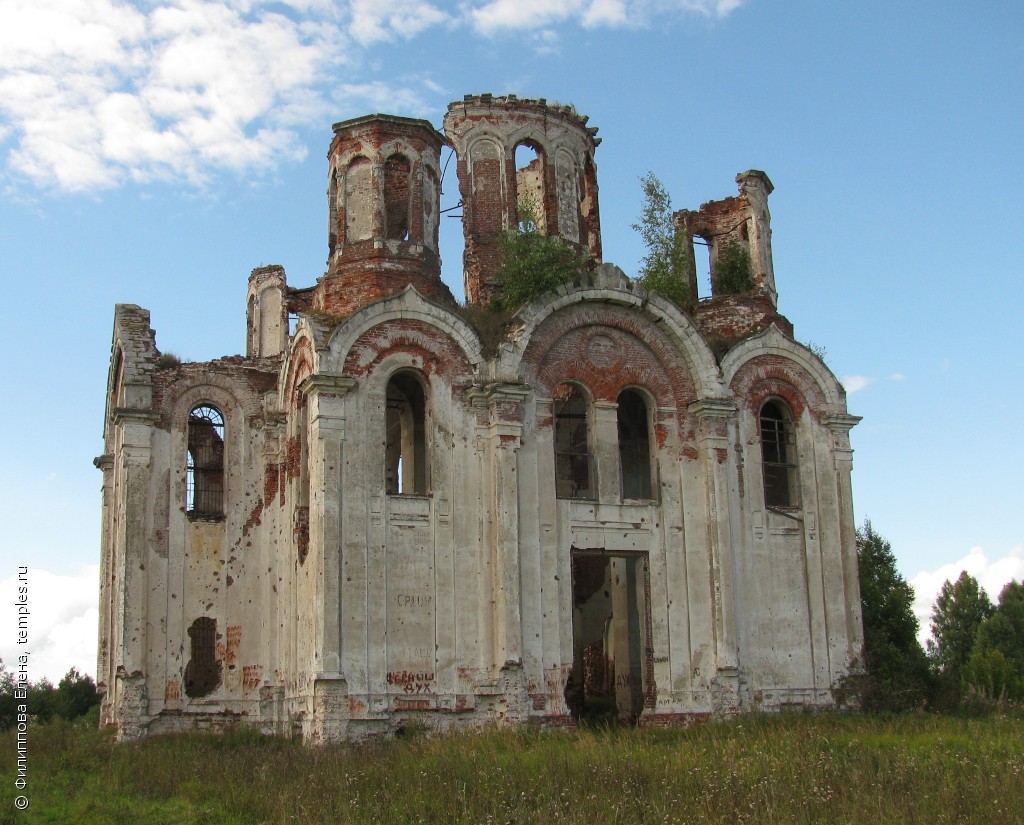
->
319;114;449;318
151;357;277;429
444;94;603;305
313;261;454;319
295;505;309;565
729;355;828;421
263;463;279;506
681;170;776;303
342;319;474;387
694;295;793;350
522;303;700;453
98;95;863;745
285;436;301;480
523;304;695;405
242;497;263;536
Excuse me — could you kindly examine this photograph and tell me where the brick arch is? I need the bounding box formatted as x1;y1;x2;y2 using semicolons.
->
282;335;315;411
721;324;846;410
502;279;723;401
163;373;260;425
730;356;828;423
342;319;475;388
522;303;696;409
322;286;483;374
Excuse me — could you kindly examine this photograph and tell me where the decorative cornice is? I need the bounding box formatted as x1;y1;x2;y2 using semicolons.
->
298;375;358;398
111;407;160;426
823;413;863;433
687;398;737;418
465;382;533;405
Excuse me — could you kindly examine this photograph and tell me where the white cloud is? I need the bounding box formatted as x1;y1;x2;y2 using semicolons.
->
842;373;906;394
1;565;100;683
0;0;742;191
335;81;438;117
910;545;1024;649
467;0;743;35
348;0;451;44
0;0;365;191
842;375;873;394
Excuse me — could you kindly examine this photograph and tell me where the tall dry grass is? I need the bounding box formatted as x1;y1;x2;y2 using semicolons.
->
3;712;1022;824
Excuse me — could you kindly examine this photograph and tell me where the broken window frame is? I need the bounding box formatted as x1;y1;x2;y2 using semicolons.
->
759;399;799;509
617;388;655;501
553;382;596;500
186;404;225;520
384;370;429;496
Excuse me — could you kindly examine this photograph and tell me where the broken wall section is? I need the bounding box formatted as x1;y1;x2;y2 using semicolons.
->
682;170;777;305
682;171;790;350
444;94;603;305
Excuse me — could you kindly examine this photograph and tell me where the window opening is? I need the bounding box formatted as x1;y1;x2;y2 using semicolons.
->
694;237;712;299
184;616;220;698
514;142;545;232
246;294;257;355
760;400;798;507
384;153;412;241
554;383;594;499
438;145;465;299
385;372;428;494
617;389;653;500
187;405;224;518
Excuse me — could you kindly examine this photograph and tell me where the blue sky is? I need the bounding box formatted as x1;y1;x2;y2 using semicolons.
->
1;0;1021;680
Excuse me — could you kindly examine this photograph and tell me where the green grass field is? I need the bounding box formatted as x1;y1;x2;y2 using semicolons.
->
3;713;1021;824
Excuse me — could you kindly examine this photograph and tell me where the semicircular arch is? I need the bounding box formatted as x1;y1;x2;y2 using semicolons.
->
321;286;483;376
721;325;846;411
503;283;723;401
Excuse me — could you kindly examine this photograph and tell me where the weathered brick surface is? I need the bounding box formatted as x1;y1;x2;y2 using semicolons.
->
694;294;793;347
97;95;863;744
445;95;602;305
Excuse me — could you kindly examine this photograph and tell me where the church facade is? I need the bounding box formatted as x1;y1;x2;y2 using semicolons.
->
96;94;863;741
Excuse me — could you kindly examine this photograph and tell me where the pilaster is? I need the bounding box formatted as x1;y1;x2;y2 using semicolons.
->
298;375;358;679
467;383;531;673
689;398;741;695
825;413;864;660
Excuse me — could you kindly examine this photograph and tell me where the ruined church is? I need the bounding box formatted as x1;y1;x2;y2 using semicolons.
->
96;94;863;741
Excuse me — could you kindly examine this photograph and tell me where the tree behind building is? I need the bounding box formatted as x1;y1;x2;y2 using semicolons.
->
855;521;932;710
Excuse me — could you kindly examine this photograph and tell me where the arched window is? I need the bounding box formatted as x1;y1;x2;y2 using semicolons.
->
554;383;594;500
617;389;653;500
384;153;412;241
514;142;546;232
385;372;428;495
187;405;224;518
760;400;798;507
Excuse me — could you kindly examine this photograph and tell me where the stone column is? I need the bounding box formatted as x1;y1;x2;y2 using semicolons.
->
689;398;741;712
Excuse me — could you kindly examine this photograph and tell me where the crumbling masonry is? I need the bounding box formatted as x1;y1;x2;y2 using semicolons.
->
97;94;863;741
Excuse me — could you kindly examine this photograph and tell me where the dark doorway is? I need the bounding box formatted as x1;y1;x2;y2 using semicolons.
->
568;552;649;723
